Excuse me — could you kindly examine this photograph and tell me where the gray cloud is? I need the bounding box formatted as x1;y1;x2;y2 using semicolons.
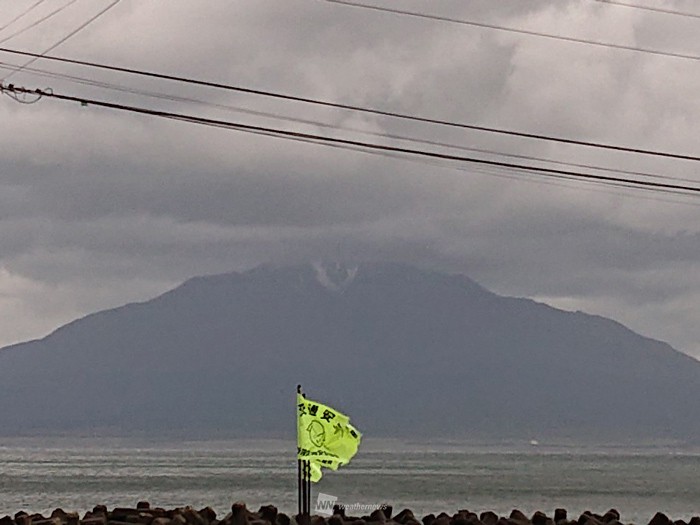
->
1;0;700;358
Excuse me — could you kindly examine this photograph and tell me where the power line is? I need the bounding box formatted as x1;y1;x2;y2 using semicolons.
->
593;0;700;20
0;0;49;33
3;83;700;197
2;0;121;82
6;62;699;189
324;0;700;63
1;60;695;185
0;47;698;163
0;0;80;46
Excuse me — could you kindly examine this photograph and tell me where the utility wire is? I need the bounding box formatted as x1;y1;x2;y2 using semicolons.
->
324;0;700;63
0;47;698;163
2;0;121;82
1;60;695;185
2;59;696;187
3;83;700;197
0;0;80;46
0;0;49;33
593;0;700;20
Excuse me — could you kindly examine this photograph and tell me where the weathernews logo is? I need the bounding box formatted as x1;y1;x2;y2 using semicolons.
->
315;493;387;517
315;493;338;516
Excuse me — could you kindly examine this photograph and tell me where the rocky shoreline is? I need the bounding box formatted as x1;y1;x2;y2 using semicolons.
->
1;502;698;525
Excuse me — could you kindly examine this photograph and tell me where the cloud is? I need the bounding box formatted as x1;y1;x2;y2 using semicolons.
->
1;0;699;358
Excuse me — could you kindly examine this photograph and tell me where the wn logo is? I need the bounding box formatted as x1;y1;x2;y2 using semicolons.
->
315;492;338;516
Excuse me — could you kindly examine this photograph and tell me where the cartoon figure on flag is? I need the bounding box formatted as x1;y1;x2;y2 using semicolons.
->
297;393;362;482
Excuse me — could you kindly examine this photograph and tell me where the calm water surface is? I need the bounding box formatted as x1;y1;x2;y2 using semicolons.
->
0;438;698;524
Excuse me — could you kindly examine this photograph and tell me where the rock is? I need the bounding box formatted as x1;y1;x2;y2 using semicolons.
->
2;506;696;525
198;510;216;525
648;514;671;525
394;511;415;525
230;504;249;525
588;517;605;525
32;519;62;525
182;509;205;525
480;512;498;525
578;514;603;525
82;518;107;525
453;513;480;525
274;515;289;525
51;510;68;522
433;514;453;525
293;515;309;525
532;512;548;525
257;507;277;525
112;511;141;521
132;514;155;525
327;516;343;525
170;514;187;525
465;513;482;525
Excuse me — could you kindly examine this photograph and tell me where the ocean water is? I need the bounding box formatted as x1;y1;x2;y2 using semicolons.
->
0;438;698;524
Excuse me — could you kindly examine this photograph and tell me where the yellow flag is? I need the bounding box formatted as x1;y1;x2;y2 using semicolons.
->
297;393;362;482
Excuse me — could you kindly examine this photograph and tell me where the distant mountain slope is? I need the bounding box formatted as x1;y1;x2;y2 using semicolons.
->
1;262;698;439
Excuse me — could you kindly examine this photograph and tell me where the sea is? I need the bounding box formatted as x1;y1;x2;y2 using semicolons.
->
0;437;698;524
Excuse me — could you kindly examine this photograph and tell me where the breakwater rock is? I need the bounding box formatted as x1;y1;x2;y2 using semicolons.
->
1;503;698;525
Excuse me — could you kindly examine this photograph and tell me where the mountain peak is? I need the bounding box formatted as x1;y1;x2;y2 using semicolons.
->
311;261;358;292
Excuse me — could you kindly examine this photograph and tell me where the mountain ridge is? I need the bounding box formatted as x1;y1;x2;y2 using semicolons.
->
0;262;698;440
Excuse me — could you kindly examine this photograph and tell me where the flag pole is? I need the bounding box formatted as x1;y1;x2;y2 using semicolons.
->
302;460;307;516
305;459;311;516
297;384;311;517
297;461;303;515
297;385;303;516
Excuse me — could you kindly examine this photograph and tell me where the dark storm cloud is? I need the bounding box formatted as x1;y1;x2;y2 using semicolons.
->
1;0;700;357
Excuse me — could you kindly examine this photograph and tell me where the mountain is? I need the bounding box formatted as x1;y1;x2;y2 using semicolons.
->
0;262;699;440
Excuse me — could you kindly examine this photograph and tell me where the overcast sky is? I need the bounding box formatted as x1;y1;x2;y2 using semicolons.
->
1;0;700;358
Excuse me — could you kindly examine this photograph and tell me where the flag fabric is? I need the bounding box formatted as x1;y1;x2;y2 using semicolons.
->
297;393;362;482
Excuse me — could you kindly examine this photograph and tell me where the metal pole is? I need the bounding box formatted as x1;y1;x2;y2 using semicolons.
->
302;460;307;516
297;385;302;516
297;459;302;516
297;385;312;517
304;460;311;515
